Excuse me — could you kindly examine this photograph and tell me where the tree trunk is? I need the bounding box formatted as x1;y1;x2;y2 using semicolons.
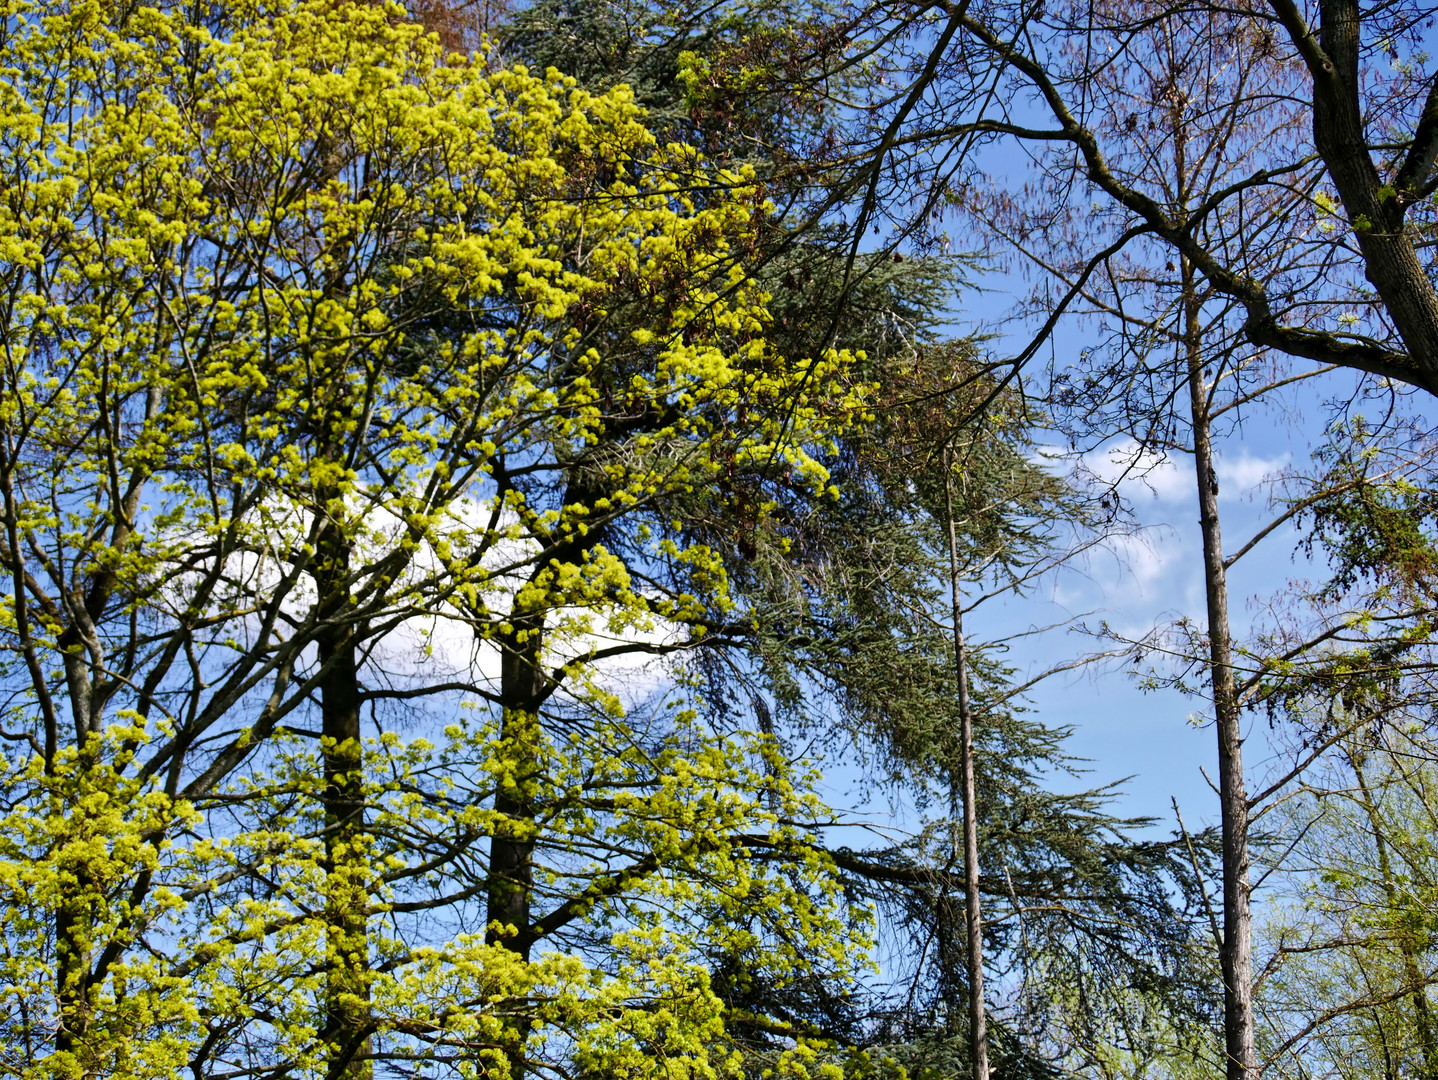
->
1181;258;1256;1080
943;444;989;1080
482;460;612;1077
485;611;546;1080
1306;0;1438;394
316;517;372;1080
53;882;94;1071
483;462;610;968
486;615;545;962
54;618;108;1068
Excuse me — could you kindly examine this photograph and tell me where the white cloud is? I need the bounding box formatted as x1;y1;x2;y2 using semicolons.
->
1106;529;1179;587
1044;521;1194;617
1218;450;1290;498
1078;439;1189;503
1074;439;1289;506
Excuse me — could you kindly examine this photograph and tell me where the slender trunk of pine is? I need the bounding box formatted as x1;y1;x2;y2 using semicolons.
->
316;512;372;1080
1180;257;1255;1080
1351;753;1438;1078
943;443;989;1080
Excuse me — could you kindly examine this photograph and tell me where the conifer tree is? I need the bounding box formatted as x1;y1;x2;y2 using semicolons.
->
494;4;1221;1074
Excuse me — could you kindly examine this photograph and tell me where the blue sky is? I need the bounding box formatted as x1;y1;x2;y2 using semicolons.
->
961;359;1430;842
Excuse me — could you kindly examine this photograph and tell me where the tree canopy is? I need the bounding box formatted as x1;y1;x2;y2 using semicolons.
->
3;1;1436;1079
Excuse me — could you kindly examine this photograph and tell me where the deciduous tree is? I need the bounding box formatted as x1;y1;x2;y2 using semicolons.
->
0;2;868;1077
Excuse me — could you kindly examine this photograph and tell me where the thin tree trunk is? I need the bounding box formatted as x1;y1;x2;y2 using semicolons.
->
483;462;608;970
943;443;989;1080
1181;257;1256;1080
48;383;162;1070
482;460;612;1078
316;517;372;1080
54;675;98;1067
53;610;111;1069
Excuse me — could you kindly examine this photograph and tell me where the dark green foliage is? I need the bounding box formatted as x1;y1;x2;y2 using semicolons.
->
1301;417;1438;600
673;348;1220;1072
498;0;844;173
498;2;1220;1073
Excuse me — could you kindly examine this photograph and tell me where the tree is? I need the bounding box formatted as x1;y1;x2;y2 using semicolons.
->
493;7;1228;1077
1259;727;1438;1080
777;0;1438;396
866;14;1314;1077
1235;404;1438;1079
0;2;872;1077
493;4;1438;1079
759;4;1438;1077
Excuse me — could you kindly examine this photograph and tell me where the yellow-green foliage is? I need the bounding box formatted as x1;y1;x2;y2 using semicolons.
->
1;718;861;1078
0;0;869;1075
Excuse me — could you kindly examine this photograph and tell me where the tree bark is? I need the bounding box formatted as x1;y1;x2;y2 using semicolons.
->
316;516;372;1080
943;444;989;1080
1302;0;1438;393
480;611;546;1080
483;460;612;970
53;882;95;1071
486;614;545;964
1181;258;1256;1080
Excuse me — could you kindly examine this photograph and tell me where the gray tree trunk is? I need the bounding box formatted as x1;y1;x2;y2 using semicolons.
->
1181;258;1255;1080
